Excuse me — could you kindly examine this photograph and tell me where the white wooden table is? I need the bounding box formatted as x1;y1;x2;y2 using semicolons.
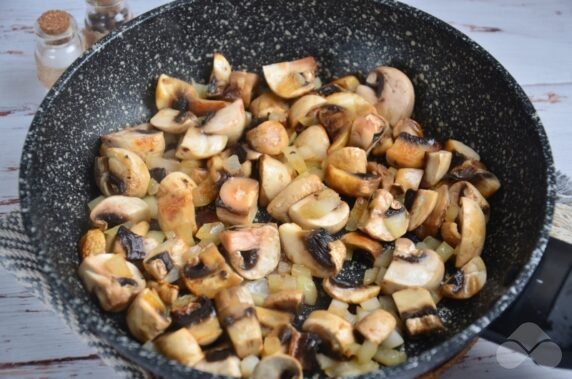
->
0;0;570;377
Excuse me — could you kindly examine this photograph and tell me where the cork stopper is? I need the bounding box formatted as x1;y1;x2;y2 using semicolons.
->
38;10;70;36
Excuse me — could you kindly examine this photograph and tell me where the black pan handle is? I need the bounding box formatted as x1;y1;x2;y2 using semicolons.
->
481;237;572;369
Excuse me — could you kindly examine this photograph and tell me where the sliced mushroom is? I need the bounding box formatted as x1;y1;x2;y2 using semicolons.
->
249;92;289;121
294;125;330;162
79;229;106;259
444;139;481;162
143;238;188;281
219;71;260;107
181;243;243;298
171;295;223;346
423;150;452;188
154;328;204;366
325;92;377;121
126;288;171;342
100;124;165;160
366;66;415;126
349;112;388;152
156;74;227;116
316;82;344;97
340;232;383;263
392;287;445;336
324;164;381;198
408;189;439;231
252;354;303;379
78;253;145;312
287;94;326;130
263;324;301;356
394;168;424;192
322;277;381;304
215;286;263;358
327;147;367;174
246;120;289;155
415;184;450;238
219;223;281;280
288;188;350;234
358;190;410;242
318;104;353;141
157;172;197;244
279;224;346;278
455;197;486;268
258;154;292;207
207;52;232;98
202;99;246;144
216;177;259;225
381;238;445;294
368;162;396;192
386;133;440;169
393;118;424;138
112;225;146;260
441;221;462;247
302;310;355;356
263;290;304;313
448;160;501;198
355;309;397;344
255;306;294;329
331;75;361;92
267;173;323;222
442;256;487;299
95;147;150;198
176;126;228;160
147;280;179;306
355;84;377;104
90;195;150;230
150;108;199;134
263;57;317;99
448;181;490;221
195;345;242;377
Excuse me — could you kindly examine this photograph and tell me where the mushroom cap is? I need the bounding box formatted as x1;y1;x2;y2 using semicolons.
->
357;190;410;241
249;92;289;120
258;154;293;207
442;256;487;299
355;309;397;344
302;310;355;356
252;354;303;379
157;172;197;244
216;177;259;225
349;112;388;152
294;125;330;162
322;277;381;304
392;287;444;336
263;57;317;99
95;147;151;198
202;99;246;144
340;231;383;262
324;164;381;198
126;288;171;342
207;52;231;97
154;328;204;366
262;290;304;313
386;133;440;169
150;108;198;134
287;94;326;129
327;146;368;174
90;195;150;230
367;66;415;126
267;173;323;223
176;126;228;160
246;120;289;155
408;189;439;231
100;123;166;160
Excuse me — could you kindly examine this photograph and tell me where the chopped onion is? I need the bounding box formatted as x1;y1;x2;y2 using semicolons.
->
291;264;312;278
146;230;165;245
268;273;297;293
240;355;260;378
164;267;180;283
360;297;381;311
374;266;387;285
423;236;442;250
143;196;158;219
277;261;292;274
296;275;317;305
316;354;336;370
380;329;404;349
357;340;379;363
328;299;349;317
191;79;208;99
344;310;357;325
298;189;340;219
374;348;407;366
378;296;398;314
435;241;455;262
283;145;307;175
196;222;225;244
363;268;379;285
147;178;160;196
374;247;393;268
223;155;242;175
242;279;270;304
346;197;368;231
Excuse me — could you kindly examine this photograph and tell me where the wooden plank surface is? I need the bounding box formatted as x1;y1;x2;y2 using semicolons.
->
0;0;570;378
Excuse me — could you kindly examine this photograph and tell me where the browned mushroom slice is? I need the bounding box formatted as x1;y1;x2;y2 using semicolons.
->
195;345;242;377
147;280;179;306
267;173;323;222
150;108;199;134
79;229;106;259
355;309;397;344
349;112;388;152
327;147;367;174
355;84;377;104
423;150;453;188
387;133;440;169
325;165;381;198
263;57;317;99
78;253;145;312
444;139;481;162
207;52;232;98
455;197;486;268
322;277;381;304
392;287;444;336
171;295;223;346
246;120;289;155
201;99;246;144
215;286;263;358
255;306;294;329
408;189;439;231
302;310;355;357
394;168;424;192
95;147;150;198
288;188;350;234
392;118;424;138
263;290;304;313
100;124;165;160
216;177;259;225
381;238;444;294
331;75;361;92
366;66;415;126
448;160;501;198
442;256;487;299
126;288;171;342
441;221;462;247
180;243;243;298
154;328;204;366
318;104;353;141
90;195;150;230
156;74;227;116
262;324;301;357
157;172;197;244
448;181;490;222
176;126;228;160
279;224;346;278
416;184;450;238
143;238;188;281
287;94;326;130
219;223;281;280
258;154;293;207
249;92;289;121
358;190;410;242
112;225;146;261
252;354;303;379
294;125;330;162
325;92;377;120
218;71;259;107
341;232;383;263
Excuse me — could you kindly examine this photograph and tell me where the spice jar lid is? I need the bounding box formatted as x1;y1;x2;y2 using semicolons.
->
37;10;70;36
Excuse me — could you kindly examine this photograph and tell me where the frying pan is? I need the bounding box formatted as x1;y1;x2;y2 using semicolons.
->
19;0;556;377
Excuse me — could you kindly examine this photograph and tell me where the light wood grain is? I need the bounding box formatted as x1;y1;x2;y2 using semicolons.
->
0;0;570;378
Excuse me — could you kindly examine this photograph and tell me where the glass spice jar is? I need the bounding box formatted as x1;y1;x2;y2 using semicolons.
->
34;10;83;89
83;0;132;48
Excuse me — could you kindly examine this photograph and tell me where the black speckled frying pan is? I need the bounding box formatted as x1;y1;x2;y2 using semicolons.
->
19;0;557;377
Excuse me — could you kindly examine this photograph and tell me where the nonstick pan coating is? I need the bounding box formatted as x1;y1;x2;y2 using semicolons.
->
19;0;555;377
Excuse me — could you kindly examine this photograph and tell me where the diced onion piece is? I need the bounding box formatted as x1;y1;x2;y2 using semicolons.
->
297;189;340;219
363;268;379;285
416;242;428;250
240;355;260;378
88;196;105;211
374;266;387;285
223;155;242;175
283;145;307;175
278;261;292;274
344;310;357;325
384;211;408;238
378;296;397;314
423;236;442;250
291;264;312;278
374;248;393;268
360;297;381;311
296;275;317;305
143;196;158;219
146;230;166;245
435;241;455;262
243;279;270;304
147;178;160;196
346;198;368;232
328;299;349;317
104;224;122;250
316;354;336;370
357;340;379;364
164;267;180;283
268;273;297;293
195;222;225;244
263;335;282;356
356;306;370;321
380;330;404;349
347;342;361;356
374;348;407;367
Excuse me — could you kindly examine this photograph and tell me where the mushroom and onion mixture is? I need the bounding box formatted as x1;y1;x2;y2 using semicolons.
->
79;53;500;377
